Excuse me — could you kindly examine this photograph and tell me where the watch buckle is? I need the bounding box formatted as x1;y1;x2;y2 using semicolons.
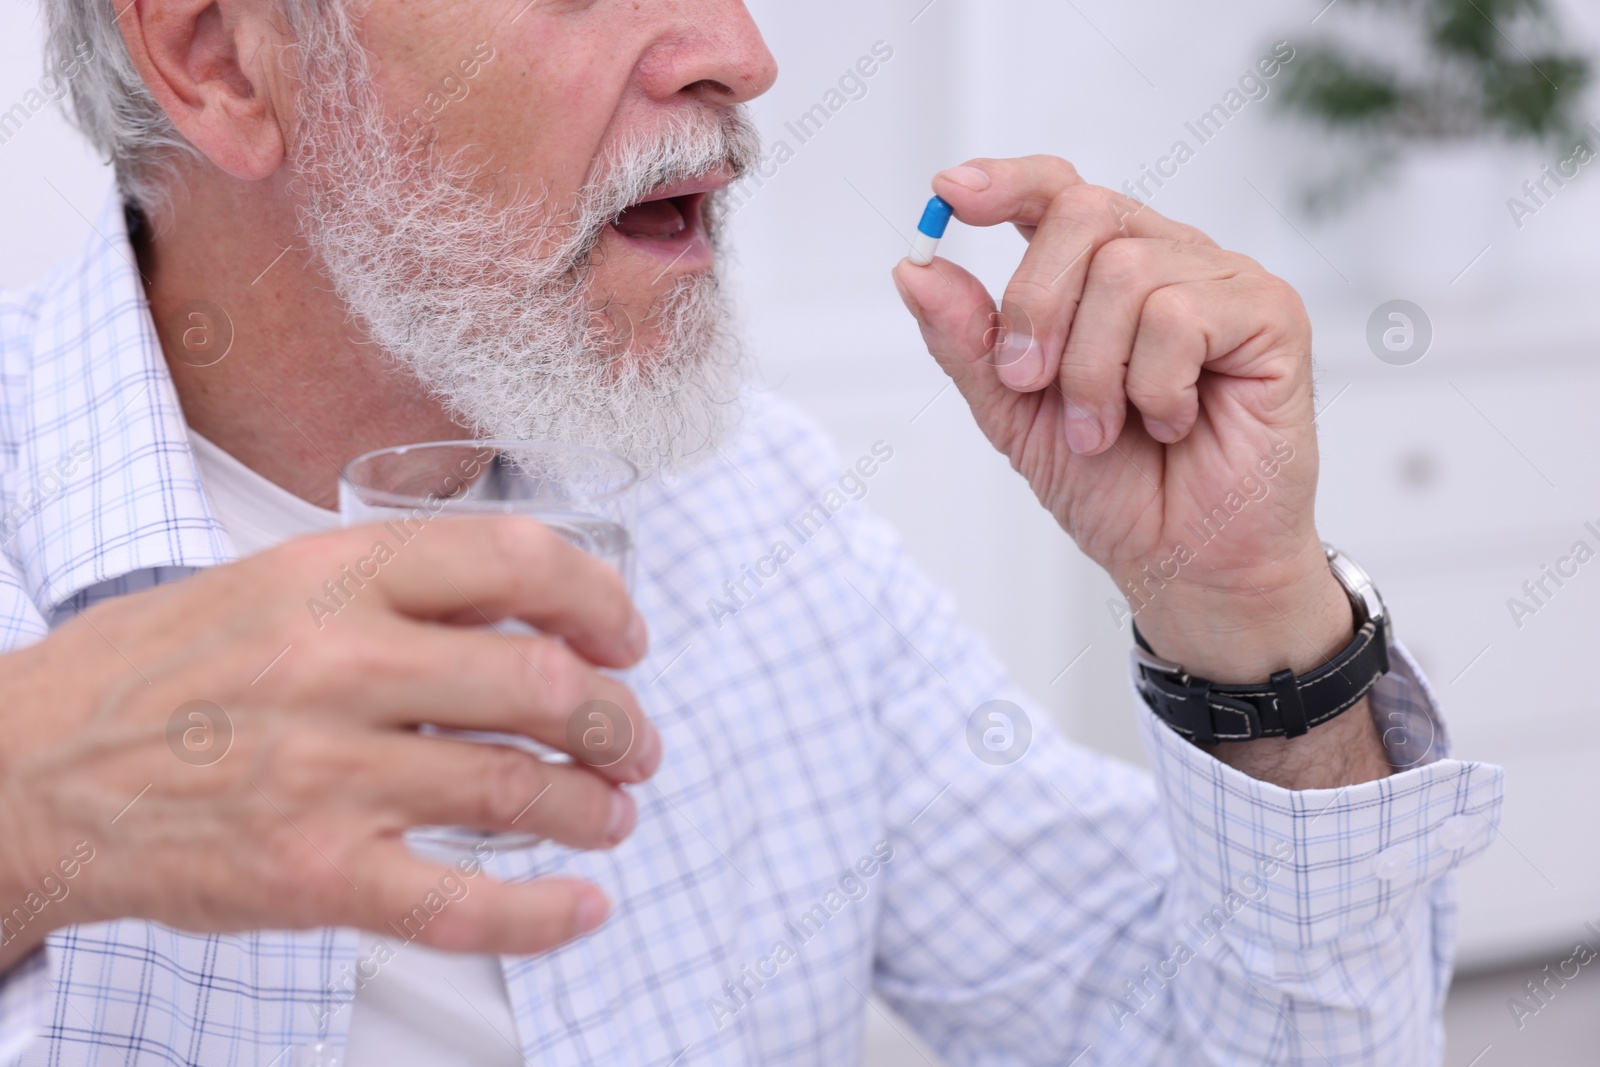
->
1133;644;1187;681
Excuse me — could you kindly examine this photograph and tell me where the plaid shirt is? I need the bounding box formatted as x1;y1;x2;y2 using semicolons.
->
0;193;1503;1067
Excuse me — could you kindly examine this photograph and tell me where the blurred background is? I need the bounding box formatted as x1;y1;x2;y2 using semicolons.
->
4;0;1599;1062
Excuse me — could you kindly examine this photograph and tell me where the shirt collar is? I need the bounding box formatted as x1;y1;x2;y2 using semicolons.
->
9;190;234;613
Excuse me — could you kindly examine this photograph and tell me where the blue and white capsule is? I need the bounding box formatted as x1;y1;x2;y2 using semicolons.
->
909;196;954;266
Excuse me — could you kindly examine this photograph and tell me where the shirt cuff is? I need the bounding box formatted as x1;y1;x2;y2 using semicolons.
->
0;945;48;1065
1133;642;1505;948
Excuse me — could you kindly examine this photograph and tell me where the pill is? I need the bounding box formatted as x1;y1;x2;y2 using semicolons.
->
909;196;954;266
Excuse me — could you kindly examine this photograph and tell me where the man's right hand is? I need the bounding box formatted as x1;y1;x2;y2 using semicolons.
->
0;516;657;974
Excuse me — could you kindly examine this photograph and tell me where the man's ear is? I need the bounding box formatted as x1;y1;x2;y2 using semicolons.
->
117;0;290;181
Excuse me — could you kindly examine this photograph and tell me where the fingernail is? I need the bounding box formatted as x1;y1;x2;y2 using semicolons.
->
1145;418;1177;443
634;722;663;780
996;331;1042;389
938;165;991;191
1065;410;1103;454
605;790;635;845
573;890;609;936
627;610;649;656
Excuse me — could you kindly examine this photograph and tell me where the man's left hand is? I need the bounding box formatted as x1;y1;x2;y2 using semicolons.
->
892;156;1390;787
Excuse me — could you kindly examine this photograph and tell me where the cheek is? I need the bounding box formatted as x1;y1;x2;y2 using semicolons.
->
366;15;612;215
454;22;621;201
446;76;599;263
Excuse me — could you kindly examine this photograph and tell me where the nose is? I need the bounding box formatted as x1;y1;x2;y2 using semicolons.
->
639;0;779;106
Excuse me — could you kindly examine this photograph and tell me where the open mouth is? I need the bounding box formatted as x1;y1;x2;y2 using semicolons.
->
604;173;731;271
610;192;708;243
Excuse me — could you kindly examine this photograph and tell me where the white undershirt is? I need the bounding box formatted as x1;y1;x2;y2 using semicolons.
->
186;428;524;1066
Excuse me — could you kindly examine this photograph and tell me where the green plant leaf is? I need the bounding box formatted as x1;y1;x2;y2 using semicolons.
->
1482;55;1594;138
1429;0;1543;61
1277;48;1403;127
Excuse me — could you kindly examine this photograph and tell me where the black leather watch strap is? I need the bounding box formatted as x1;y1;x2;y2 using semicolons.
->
1132;615;1390;743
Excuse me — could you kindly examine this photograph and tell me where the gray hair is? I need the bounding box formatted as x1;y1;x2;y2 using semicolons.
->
41;0;343;219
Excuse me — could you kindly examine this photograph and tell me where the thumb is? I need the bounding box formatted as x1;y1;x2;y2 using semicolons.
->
892;257;1034;444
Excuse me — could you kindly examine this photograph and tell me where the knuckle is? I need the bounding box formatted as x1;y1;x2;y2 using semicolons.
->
248;820;359;920
486;516;540;576
325;627;395;679
1027;154;1082;185
257;533;320;575
1125;365;1179;410
1262;272;1309;318
1227;249;1267;275
1087;238;1151;289
268;528;355;579
1050;182;1114;223
1142;285;1195;332
1058;369;1117;411
531;640;586;713
255;724;343;798
1257;276;1312;353
479;750;546;828
413;897;481;953
1176;220;1221;248
1002;273;1066;319
477;517;558;610
275;836;357;919
1057;338;1119;387
285;627;385;701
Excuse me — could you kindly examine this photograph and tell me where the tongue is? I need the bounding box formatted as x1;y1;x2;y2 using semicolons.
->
612;198;687;239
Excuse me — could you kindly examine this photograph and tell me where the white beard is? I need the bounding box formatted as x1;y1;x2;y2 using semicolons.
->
287;10;761;475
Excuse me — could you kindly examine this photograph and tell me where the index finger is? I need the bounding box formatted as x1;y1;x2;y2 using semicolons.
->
291;517;646;669
928;158;1214;394
930;156;1211;243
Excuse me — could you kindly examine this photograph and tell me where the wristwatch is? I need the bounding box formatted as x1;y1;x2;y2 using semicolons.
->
1131;544;1392;744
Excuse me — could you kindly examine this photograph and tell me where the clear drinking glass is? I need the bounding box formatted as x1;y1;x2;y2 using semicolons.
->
340;440;639;857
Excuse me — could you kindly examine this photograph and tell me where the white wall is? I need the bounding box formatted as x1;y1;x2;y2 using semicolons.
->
5;0;1600;1058
0;5;111;287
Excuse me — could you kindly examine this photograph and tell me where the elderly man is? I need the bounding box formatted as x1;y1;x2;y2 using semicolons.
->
0;0;1499;1064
